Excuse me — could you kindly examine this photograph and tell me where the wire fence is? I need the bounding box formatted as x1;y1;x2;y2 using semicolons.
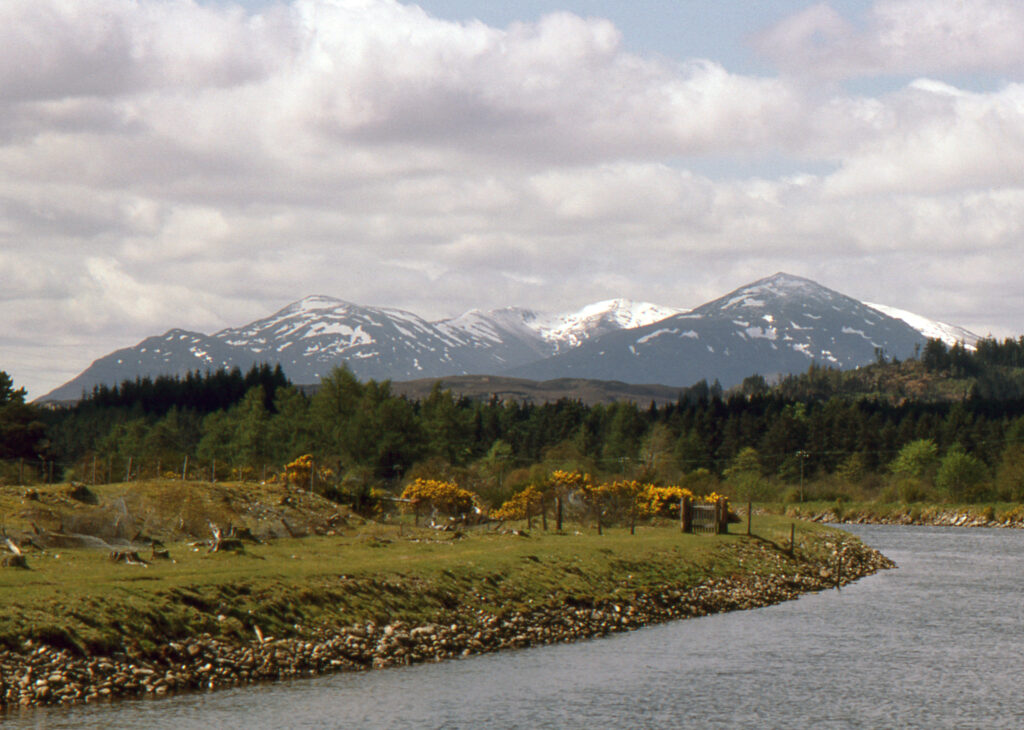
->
0;455;285;488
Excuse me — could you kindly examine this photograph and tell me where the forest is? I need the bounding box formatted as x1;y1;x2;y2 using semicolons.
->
4;336;1024;510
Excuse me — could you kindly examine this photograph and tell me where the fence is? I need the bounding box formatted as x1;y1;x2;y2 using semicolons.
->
0;456;282;488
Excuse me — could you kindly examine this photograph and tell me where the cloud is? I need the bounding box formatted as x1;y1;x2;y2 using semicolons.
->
2;0;1024;397
757;0;1024;80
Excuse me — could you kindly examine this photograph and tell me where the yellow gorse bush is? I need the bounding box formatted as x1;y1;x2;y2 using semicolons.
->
284;454;333;487
492;485;545;521
400;478;477;515
550;469;593;491
639;484;694;516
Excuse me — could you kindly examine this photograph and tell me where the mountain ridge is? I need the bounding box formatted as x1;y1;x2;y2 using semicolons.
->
38;273;979;401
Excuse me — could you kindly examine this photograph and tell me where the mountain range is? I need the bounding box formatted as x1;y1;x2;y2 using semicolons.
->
40;273;980;402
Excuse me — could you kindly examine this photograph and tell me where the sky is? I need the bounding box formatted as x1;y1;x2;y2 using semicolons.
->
3;0;1024;398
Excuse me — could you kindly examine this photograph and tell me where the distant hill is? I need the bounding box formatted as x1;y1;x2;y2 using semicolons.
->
389;375;689;407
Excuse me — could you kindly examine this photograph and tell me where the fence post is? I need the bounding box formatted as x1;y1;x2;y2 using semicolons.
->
125;457;133;483
681;496;693;533
182;455;189;481
92;455;97;485
717;498;729;535
789;523;795;557
746;500;752;536
556;496;563;532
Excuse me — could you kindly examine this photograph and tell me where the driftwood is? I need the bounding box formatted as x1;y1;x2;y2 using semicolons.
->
109;550;148;566
3;538;28;569
208;524;244;553
280;517;305;538
131;530;165;549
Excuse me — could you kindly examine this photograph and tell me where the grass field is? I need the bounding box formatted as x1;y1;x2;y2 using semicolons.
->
0;480;851;657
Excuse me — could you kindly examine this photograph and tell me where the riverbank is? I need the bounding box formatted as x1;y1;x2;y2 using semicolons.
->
771;501;1024;528
0;513;892;711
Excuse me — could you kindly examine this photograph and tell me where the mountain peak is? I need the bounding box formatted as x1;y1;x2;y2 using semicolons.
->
281;295;351;315
699;272;841;315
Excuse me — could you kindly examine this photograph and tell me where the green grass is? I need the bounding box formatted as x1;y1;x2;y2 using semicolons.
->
0;513;839;657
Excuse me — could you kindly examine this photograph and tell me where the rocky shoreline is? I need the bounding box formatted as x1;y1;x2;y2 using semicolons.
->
803;508;1020;528
0;538;893;712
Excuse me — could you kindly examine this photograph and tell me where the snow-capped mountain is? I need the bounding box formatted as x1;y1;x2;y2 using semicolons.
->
864;302;980;350
508;273;939;387
39;273;981;401
40;296;677;401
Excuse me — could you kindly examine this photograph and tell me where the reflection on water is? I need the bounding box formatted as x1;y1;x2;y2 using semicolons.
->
11;525;1024;729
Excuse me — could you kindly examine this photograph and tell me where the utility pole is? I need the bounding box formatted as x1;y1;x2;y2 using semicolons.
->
797;450;809;502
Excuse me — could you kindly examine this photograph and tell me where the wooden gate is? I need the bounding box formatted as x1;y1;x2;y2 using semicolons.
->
680;497;729;535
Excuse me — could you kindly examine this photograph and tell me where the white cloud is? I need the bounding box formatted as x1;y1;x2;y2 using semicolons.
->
757;0;1024;79
2;0;1024;397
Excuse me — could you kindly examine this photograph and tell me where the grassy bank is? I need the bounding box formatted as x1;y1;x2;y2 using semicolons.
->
0;480;870;655
0;480;894;708
0;511;843;655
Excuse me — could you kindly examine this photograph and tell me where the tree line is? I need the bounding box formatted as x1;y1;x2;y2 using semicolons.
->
4;336;1024;506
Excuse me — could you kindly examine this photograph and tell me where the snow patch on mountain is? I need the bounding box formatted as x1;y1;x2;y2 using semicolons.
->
532;299;686;349
864;303;979;349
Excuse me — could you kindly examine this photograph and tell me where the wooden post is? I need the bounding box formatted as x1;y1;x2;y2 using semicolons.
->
595;496;602;536
182;455;189;481
789;523;795;557
92;455;97;485
212;458;216;483
746;500;752;536
541;497;548;531
107;456;112;484
717;498;729;535
629;500;636;536
156;458;161;480
556;496;563;532
414;500;420;527
526;501;532;530
310;458;315;492
681;496;692;534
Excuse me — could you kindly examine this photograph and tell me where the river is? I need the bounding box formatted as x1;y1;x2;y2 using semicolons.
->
8;525;1024;729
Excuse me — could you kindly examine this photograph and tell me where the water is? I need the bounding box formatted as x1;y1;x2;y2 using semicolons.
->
10;525;1024;729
